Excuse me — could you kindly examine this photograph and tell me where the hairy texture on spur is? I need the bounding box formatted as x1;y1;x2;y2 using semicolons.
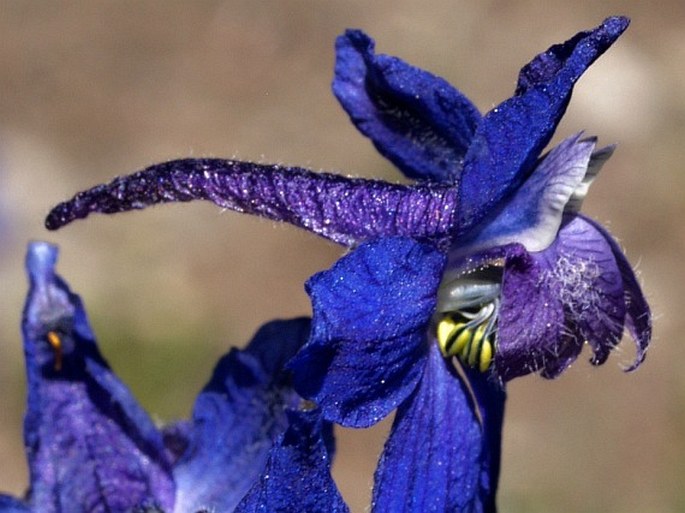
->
45;159;458;248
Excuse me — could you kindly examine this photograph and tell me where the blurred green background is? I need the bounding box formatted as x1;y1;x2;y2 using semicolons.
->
0;2;683;512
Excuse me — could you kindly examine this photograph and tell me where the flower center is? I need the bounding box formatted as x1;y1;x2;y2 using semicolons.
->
435;269;502;372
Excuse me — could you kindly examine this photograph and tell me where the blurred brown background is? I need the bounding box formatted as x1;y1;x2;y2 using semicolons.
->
0;1;682;512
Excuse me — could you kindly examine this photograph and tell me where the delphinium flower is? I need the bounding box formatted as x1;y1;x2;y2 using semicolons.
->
43;16;651;512
1;241;327;513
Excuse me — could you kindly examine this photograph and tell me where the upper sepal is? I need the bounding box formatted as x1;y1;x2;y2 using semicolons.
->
289;237;446;427
457;17;629;233
333;29;481;183
515;16;630;95
22;242;175;513
233;409;349;513
172;318;311;513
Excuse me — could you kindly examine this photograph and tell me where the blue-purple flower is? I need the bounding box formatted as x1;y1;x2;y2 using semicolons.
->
45;14;650;385
2;241;317;513
43;16;651;512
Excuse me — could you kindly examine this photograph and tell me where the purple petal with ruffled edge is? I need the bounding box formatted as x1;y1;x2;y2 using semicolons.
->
289;237;445;427
457;17;629;232
454;134;595;257
333;30;481;183
548;216;626;367
45;159;458;248
22;242;174;513
172;318;310;513
372;345;505;513
493;213;646;380
581;215;652;369
234;409;349;513
492;244;571;381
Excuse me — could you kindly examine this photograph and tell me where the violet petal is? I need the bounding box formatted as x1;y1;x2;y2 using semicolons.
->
22;242;174;513
581;215;652;369
550;217;626;366
0;496;30;513
172;319;310;513
494;244;573;381
453;134;595;257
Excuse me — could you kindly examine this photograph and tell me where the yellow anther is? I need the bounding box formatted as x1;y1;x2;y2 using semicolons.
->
467;325;486;366
437;317;458;356
46;331;63;371
479;338;493;372
437;314;496;372
450;324;471;357
437;317;474;357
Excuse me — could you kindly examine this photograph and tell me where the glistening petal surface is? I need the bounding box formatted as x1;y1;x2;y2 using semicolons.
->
172;319;310;513
372;345;505;513
22;242;174;513
234;410;349;513
457;16;629;232
333;30;481;182
289;237;445;427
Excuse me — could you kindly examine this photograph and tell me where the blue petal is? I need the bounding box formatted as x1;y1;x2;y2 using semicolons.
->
0;496;30;513
372;345;505;513
333;30;481;183
234;409;349;513
173;318;310;513
22;242;174;513
452;134;595;258
289;237;446;427
457;17;629;232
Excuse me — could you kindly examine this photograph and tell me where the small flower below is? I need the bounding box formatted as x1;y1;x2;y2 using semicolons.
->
2;242;314;513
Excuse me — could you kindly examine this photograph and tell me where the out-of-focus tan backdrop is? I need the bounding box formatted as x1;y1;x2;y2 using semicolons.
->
0;2;682;512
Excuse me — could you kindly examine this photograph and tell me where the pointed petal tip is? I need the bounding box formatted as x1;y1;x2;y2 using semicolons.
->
339;28;372;46
604;15;630;34
45;199;81;231
44;211;62;231
623;352;647;373
623;318;652;373
578;133;597;145
26;241;58;281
